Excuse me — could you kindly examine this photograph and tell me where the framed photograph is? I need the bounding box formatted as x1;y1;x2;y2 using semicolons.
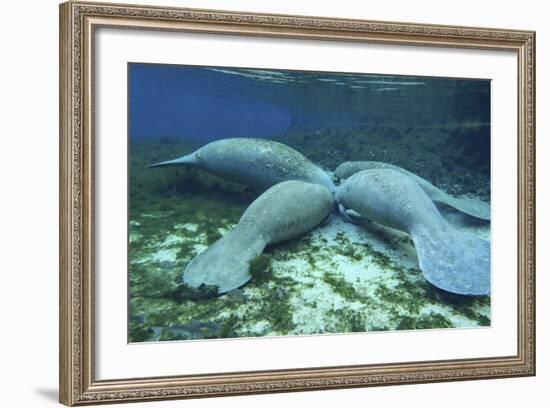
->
59;1;536;405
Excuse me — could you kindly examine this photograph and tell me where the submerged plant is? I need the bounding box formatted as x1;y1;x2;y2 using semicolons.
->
169;283;219;302
249;254;273;284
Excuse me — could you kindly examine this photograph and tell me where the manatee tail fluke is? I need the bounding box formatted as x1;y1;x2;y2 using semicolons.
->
182;225;267;294
147;153;198;168
437;195;491;221
410;223;490;296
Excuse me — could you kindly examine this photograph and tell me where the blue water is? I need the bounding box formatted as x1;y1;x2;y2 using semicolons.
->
129;63;490;158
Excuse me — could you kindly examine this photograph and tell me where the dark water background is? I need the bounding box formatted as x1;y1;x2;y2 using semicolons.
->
127;63;491;343
129;63;490;173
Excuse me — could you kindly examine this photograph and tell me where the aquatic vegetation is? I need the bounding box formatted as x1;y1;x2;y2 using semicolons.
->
325;309;367;333
249;254;273;285
151;320;222;341
322;273;362;301
396;314;453;330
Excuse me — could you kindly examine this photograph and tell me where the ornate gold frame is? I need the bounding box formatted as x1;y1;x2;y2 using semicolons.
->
59;1;536;405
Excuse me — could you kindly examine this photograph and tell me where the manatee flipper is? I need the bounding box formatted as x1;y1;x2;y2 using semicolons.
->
182;180;333;294
430;192;491;221
336;201;370;225
336;168;490;296
338;203;357;224
334;161;490;221
346;209;363;219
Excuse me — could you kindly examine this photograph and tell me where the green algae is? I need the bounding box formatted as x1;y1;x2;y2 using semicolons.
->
258;285;296;334
128;136;491;343
322;273;360;301
396;313;453;330
249;254;273;285
325;309;366;333
168;283;219;302
333;232;365;261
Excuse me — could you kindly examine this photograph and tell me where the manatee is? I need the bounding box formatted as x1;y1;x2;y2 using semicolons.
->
336;169;490;296
334;161;490;220
182;180;334;294
149;138;336;195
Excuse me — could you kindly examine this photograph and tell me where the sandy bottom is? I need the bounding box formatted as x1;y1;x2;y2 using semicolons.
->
129;203;491;342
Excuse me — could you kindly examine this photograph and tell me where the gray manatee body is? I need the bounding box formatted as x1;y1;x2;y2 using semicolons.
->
149;138;336;195
336;169;490;296
334;161;490;221
182;180;334;294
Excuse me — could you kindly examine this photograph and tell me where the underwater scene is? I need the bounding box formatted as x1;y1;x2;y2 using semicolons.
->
128;63;491;343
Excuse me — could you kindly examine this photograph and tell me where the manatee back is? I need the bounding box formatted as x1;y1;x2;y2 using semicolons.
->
198;138;335;192
182;180;333;294
337;168;490;296
335;161;491;221
240;180;333;244
337;169;442;232
335;161;434;192
334;161;388;180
